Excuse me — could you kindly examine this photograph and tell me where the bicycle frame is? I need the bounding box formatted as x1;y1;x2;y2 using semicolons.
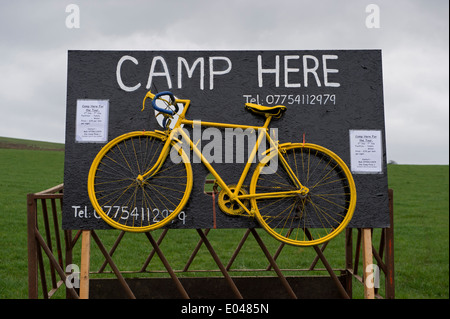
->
140;92;309;217
88;90;356;245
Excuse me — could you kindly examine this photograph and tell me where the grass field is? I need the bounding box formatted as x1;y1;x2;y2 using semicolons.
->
0;138;448;299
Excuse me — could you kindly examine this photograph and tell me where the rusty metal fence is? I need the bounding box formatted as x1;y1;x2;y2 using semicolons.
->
27;184;78;299
27;184;394;299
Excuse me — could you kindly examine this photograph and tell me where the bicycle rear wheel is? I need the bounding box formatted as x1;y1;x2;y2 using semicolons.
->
87;131;192;232
250;143;356;246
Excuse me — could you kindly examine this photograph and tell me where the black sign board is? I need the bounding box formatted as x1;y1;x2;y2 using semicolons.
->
63;50;389;230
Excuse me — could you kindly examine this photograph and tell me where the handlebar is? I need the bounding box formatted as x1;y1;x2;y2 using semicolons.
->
142;90;181;129
142;90;179;115
153;91;178;115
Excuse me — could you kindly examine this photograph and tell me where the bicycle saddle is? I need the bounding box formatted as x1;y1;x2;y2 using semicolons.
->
245;103;287;118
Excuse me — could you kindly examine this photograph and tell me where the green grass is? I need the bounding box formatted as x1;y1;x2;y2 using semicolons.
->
386;165;449;298
0;140;448;299
0;136;64;151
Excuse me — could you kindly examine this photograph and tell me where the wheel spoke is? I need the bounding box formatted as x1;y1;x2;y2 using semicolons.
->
88;132;192;232
251;144;356;246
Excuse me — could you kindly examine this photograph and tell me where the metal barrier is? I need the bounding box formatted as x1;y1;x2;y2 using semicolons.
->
27;184;79;299
27;185;394;299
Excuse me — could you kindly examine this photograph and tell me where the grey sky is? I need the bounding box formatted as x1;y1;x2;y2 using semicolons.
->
0;0;448;164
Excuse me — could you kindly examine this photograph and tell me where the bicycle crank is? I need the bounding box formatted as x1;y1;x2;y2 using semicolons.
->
218;185;250;216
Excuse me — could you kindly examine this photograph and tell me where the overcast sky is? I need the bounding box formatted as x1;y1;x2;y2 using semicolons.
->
0;0;448;164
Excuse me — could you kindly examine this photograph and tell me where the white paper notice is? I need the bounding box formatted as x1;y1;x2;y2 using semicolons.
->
75;100;109;143
349;130;383;174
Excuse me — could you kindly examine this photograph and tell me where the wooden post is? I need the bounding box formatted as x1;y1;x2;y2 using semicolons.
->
362;228;375;299
79;230;91;299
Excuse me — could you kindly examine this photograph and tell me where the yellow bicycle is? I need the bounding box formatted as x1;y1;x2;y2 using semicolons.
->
87;91;356;246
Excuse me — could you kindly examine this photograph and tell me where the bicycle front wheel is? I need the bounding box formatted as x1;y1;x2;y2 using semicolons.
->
87;131;193;232
250;143;356;246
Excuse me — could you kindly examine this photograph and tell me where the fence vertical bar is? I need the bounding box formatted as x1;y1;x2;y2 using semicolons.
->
41;198;58;289
27;194;38;299
385;189;395;299
345;228;353;298
51;198;64;268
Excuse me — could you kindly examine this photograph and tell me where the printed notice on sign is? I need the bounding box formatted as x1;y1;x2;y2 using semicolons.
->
75;100;109;143
349;130;383;174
